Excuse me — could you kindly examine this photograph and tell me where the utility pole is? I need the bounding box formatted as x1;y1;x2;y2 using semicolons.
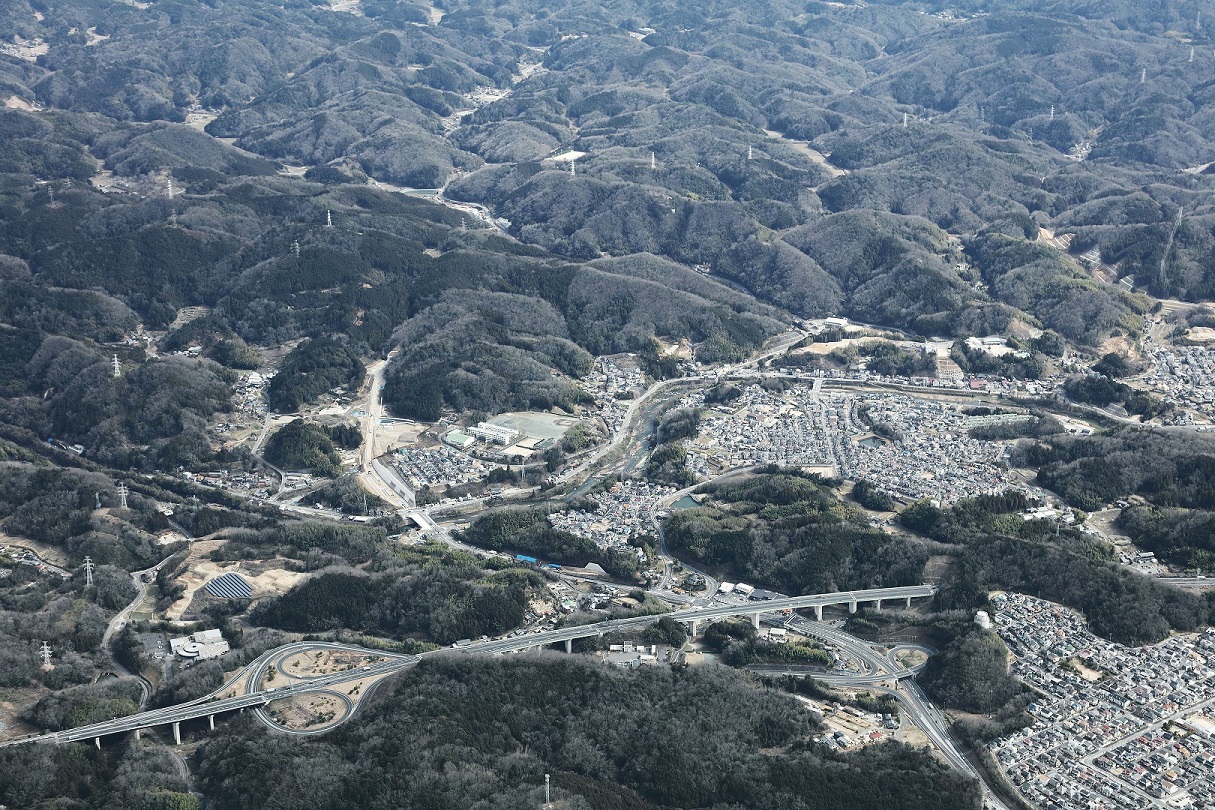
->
84;555;94;587
117;482;129;510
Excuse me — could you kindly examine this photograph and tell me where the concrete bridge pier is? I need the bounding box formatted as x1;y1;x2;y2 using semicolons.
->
848;601;857;614
564;639;573;654
690;619;700;637
751;613;761;630
94;737;101;750
209;714;215;732
905;596;912;608
874;599;882;612
172;722;181;746
133;728;141;741
813;605;823;621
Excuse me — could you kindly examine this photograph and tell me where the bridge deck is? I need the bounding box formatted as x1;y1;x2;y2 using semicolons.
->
35;585;935;744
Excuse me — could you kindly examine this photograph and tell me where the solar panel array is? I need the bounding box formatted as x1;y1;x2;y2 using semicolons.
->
204;572;253;599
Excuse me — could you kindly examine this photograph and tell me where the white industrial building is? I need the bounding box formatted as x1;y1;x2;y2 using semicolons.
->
169;628;230;660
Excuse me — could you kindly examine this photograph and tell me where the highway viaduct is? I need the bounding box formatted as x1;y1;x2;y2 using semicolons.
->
3;585;936;749
473;584;939;655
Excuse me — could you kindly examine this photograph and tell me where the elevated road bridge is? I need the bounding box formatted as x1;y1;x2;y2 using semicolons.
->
1;586;935;748
468;585;936;655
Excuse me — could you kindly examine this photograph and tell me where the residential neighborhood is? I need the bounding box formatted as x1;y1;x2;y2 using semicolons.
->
988;593;1215;809
548;480;673;552
677;384;1026;504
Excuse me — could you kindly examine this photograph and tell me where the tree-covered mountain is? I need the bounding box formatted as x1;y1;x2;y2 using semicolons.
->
191;656;981;810
3;0;1213;393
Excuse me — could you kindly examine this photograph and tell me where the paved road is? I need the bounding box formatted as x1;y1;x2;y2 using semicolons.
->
0;543;70;579
468;586;936;655
1156;576;1214;590
98;555;188;709
754;616;1009;810
101;557;177;651
1;587;933;747
2;585;1014;808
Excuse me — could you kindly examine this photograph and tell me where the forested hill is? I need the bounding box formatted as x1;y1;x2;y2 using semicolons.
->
192;655;981;810
1;0;1213;435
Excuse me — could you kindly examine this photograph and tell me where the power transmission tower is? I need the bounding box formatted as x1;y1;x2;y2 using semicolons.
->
326;209;333;227
650;151;656;170
293;240;300;258
83;556;94;587
1190;47;1195;63
39;641;52;667
167;177;174;199
117;482;129;510
544;774;551;807
902;112;908;128
747;144;753;160
1141;67;1147;84
569;160;575;176
1049;104;1055;121
112;354;121;378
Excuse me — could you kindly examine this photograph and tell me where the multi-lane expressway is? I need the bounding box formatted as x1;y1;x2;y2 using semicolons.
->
471;585;936;654
1156;576;1215;590
3;582;1018;808
1;586;934;749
